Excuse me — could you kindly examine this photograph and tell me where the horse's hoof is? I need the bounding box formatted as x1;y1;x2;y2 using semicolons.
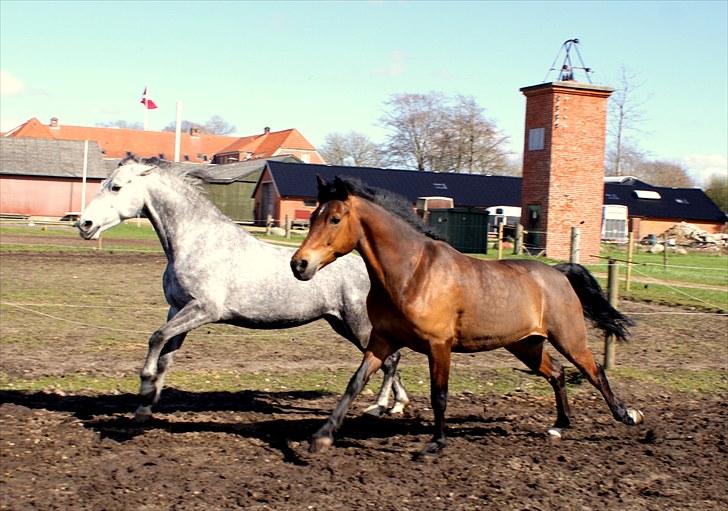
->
547;427;562;439
414;441;445;461
309;435;333;453
389;402;406;415
627;408;644;425
362;404;386;417
133;406;153;424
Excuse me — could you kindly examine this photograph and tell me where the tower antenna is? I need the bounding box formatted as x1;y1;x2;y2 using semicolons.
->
543;38;593;83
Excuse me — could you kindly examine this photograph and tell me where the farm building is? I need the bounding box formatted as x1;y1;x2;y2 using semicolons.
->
3;117;325;164
251;161;726;239
0;138;116;218
193;155;301;222
0;136;301;221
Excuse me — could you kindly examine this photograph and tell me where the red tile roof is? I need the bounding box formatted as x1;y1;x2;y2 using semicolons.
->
4;118;324;164
216;128;325;163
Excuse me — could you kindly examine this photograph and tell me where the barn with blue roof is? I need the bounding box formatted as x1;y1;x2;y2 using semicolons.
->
251;162;725;241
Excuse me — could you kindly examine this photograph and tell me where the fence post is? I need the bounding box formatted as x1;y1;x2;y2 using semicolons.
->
514;224;523;255
266;214;273;236
570;227;580;264
97;234;102;251
662;233;668;270
625;231;634;291
285;215;291;239
604;258;619;370
497;223;504;260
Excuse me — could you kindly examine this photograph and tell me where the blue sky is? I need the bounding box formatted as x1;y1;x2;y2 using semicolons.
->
1;1;726;184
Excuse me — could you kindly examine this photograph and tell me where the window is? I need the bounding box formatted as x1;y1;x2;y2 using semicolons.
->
432;183;448;190
303;199;317;207
528;128;545;151
605;193;620;200
675;198;690;204
633;190;661;200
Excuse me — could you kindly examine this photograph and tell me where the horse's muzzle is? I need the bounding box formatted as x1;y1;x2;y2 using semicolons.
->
77;220;99;240
290;258;313;281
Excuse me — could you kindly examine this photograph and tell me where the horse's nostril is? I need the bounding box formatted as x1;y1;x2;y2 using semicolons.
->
291;258;308;274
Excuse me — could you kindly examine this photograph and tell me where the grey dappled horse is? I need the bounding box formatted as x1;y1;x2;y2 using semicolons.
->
77;158;409;421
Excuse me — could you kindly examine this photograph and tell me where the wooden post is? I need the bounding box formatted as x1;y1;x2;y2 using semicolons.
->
570;226;580;264
97;234;103;251
662;233;668;270
266;214;273;236
514;224;523;255
497;223;504;260
604;258;619;370
285;215;291;239
625;231;634;291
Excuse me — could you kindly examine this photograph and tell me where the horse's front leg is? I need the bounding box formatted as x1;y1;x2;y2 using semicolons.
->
416;343;452;459
135;301;215;422
134;331;187;422
311;335;395;453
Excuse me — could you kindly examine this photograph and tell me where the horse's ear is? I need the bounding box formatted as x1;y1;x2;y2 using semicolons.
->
316;174;328;189
318;175;349;203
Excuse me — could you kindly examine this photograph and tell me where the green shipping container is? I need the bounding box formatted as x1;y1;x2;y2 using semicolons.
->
427;208;489;254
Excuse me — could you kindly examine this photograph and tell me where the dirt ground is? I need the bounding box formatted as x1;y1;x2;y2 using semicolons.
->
1;246;727;510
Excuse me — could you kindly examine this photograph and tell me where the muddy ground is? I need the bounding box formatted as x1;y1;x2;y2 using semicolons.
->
1;245;727;510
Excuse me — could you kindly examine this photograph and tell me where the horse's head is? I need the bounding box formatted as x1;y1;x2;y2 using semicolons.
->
77;160;156;239
290;176;361;281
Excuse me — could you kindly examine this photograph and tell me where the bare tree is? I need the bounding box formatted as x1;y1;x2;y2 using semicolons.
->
380;92;509;173
162;115;236;135
319;131;384;167
605;142;647;177
380;92;445;171
204;115;236;135
704;173;728;212
444;95;509;174
607;66;648;176
96;120;143;130
633;160;695;188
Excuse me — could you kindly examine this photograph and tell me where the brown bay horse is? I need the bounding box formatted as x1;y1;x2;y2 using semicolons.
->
291;176;643;458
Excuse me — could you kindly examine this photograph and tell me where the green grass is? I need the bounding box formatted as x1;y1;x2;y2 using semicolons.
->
613;368;728;394
3;365;725;396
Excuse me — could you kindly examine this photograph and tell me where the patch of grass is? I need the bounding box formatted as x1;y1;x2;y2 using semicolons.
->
613;367;728;394
2;365;726;397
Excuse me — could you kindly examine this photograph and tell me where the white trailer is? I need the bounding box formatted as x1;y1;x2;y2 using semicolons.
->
602;205;629;243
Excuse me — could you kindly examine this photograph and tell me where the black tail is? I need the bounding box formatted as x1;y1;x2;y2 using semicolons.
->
554;263;634;341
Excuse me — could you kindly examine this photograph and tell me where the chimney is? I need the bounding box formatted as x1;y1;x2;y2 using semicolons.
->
49;117;59;129
263;126;270;134
190;127;200;137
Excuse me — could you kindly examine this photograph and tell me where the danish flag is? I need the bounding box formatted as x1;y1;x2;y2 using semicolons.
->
140;87;158;109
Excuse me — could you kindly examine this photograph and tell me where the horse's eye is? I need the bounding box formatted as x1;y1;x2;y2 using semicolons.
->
110;184;122;192
330;216;341;225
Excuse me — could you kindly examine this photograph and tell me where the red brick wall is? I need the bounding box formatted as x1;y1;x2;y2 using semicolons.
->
520;82;613;262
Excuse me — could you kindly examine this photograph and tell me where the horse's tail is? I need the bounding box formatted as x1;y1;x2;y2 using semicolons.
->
553;263;634;341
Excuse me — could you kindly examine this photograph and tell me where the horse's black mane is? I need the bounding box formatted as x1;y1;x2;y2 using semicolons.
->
323;176;445;241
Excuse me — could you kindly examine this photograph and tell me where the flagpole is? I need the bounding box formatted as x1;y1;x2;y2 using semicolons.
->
174;100;182;162
143;86;149;131
81;140;89;214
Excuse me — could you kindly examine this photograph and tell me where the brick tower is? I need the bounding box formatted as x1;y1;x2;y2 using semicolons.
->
519;80;613;262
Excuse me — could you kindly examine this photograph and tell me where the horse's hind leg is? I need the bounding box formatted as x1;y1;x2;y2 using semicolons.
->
550;332;643;426
507;336;571;430
363;350;410;416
